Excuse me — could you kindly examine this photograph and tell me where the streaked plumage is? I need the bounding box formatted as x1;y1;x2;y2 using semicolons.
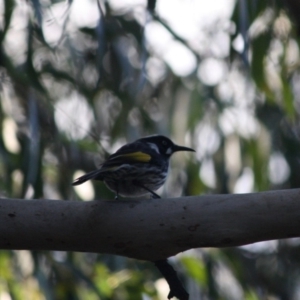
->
72;135;194;198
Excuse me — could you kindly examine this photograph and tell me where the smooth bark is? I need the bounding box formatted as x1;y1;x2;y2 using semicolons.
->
0;189;299;260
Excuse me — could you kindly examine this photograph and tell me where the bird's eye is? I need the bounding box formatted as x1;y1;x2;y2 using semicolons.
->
162;140;167;146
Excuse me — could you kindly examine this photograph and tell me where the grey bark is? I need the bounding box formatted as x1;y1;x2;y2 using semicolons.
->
0;188;299;261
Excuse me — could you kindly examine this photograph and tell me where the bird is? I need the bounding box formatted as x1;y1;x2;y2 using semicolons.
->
72;135;195;199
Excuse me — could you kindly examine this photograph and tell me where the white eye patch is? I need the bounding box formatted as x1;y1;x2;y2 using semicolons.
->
147;142;160;154
166;147;172;155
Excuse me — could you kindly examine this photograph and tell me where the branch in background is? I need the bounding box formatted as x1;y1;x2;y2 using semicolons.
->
283;0;300;36
152;14;201;62
147;0;157;14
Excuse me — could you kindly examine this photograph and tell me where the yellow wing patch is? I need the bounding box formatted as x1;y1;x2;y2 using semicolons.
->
115;151;151;162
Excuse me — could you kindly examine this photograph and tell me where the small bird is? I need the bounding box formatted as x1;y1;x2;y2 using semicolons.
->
72;135;195;199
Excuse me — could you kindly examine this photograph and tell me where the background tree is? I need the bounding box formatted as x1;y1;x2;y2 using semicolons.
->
1;0;300;299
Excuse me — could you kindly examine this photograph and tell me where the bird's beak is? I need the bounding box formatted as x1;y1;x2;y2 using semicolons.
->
173;144;195;153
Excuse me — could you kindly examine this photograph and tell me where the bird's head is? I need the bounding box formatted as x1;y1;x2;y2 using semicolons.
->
140;135;195;157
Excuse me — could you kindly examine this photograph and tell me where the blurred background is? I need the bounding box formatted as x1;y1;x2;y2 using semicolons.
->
1;0;300;299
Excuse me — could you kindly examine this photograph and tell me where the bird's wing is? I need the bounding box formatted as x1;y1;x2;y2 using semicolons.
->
72;144;152;186
102;151;151;169
98;140;152;168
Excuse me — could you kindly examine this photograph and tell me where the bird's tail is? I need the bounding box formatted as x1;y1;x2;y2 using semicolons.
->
72;169;104;186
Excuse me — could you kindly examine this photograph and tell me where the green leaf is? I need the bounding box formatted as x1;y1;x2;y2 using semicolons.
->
245;289;260;300
181;256;207;286
251;29;274;99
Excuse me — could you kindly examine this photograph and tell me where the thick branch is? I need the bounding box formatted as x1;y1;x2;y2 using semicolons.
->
0;189;300;260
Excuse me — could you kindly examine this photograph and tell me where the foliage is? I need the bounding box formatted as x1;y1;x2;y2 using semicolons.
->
1;0;300;299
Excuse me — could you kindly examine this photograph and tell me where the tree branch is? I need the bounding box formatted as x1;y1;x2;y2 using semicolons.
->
0;189;300;260
154;259;189;300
